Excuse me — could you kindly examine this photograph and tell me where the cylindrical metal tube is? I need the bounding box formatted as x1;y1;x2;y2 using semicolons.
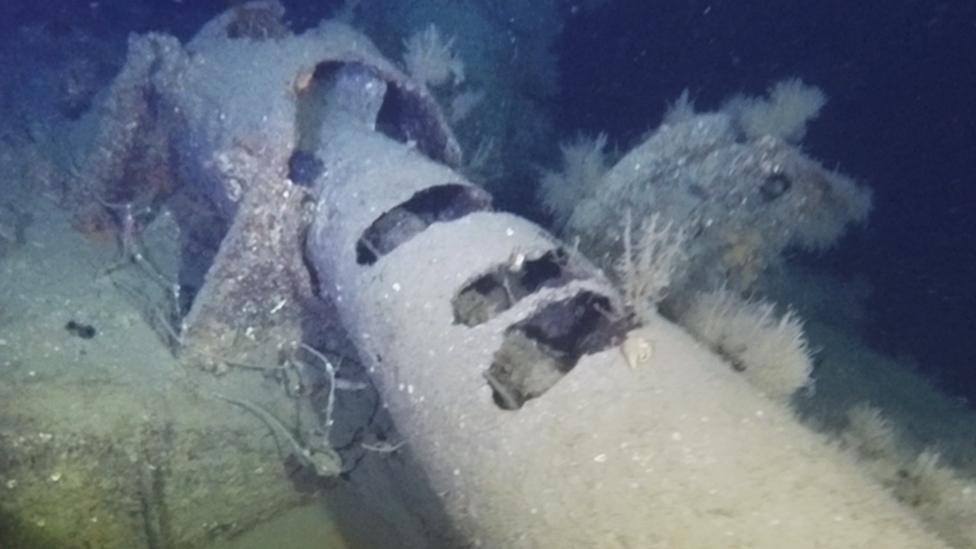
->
302;66;947;549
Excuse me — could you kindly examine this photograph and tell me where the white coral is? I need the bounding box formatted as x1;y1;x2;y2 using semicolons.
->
448;88;485;125
615;211;688;322
842;403;899;460
402;24;465;88
538;133;609;229
680;289;813;400
894;449;976;547
725;78;826;142
662;89;697;125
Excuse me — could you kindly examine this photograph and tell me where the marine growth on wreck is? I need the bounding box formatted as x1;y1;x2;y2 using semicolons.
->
0;1;974;548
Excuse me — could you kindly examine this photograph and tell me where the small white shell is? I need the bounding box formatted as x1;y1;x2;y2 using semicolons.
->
621;333;653;369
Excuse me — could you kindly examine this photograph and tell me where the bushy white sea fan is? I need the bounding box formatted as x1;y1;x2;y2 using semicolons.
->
538;133;609;229
838;405;976;546
662;89;697;125
725;78;826;143
402;24;465;88
448;88;485;125
894;449;976;547
615;211;689;322
679;289;813;400
834;402;976;546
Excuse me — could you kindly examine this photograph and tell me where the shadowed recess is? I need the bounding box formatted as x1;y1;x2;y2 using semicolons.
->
355;184;492;265
484;291;620;410
452;248;579;327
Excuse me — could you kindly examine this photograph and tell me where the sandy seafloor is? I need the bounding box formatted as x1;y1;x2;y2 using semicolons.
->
0;178;428;547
